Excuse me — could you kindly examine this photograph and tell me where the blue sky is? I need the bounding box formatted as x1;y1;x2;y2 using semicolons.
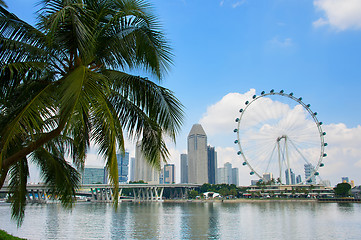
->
7;0;361;186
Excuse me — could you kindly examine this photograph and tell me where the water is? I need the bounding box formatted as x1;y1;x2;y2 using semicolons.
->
0;201;360;239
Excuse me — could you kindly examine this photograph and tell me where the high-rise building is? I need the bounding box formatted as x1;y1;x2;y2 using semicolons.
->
217;167;226;184
82;167;106;184
217;162;238;185
224;162;232;184
163;164;175;184
285;168;295;185
129;157;135;182
296;175;302;184
304;163;316;185
180;154;188;183
251;179;259;185
342;177;349;183
207;146;217;184
159;170;164;184
187;124;208;184
134;142;160;184
231;168;239;186
263;173;273;182
116;152;129;183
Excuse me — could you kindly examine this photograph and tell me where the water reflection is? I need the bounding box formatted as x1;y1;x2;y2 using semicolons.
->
0;202;361;239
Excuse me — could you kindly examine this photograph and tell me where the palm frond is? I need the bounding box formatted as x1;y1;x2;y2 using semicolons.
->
31;145;80;207
8;157;29;227
106;70;184;139
0;1;7;8
0;80;56;168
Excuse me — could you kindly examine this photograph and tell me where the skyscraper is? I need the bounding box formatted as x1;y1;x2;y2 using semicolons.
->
296;175;302;184
129;157;135;182
207;145;217;184
187;124;208;184
304;163;316;185
163;164;175;184
224;162;232;184
217;167;226;184
82;167;106;184
116;152;129;183
231;168;239;186
263;173;273;182
217;162;238;185
134;142;160;184
180;153;188;183
285;168;295;185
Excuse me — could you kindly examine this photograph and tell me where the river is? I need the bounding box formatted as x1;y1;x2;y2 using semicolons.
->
0;201;360;239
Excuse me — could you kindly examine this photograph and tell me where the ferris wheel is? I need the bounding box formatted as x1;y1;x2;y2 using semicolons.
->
234;90;327;185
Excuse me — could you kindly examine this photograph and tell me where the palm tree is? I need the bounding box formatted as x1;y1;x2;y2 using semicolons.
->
0;0;183;225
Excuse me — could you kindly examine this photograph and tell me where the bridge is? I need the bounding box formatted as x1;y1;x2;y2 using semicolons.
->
0;183;201;203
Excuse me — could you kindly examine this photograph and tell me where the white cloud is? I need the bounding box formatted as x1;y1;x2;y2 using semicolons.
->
269;37;293;48
200;89;255;136
313;0;361;30
232;0;246;8
219;0;246;8
200;89;361;186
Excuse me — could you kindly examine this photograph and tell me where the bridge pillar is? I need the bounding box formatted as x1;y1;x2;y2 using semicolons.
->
149;187;157;201
90;188;96;201
159;187;164;201
104;188;109;202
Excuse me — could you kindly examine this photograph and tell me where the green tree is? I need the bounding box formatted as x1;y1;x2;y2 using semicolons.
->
334;183;352;197
188;190;199;199
219;188;229;197
229;188;237;197
0;0;183;225
200;183;211;193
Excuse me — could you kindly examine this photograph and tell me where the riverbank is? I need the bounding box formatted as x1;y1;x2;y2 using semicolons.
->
164;198;318;203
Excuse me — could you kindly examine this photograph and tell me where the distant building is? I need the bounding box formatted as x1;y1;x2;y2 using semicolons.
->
285;169;295;185
180;154;188;183
304;163;316;185
251;180;259;186
82;167;105;184
187;124;208;184
263;173;273;182
296;175;302;184
134;142;160;184
224;162;232;184
163;164;175;184
232;168;239;186
217;168;226;184
217;162;238;185
159;170;164;184
129;157;135;182
116;152;129;183
207;146;217;184
350;180;355;188
342;177;349;183
351;185;361;199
